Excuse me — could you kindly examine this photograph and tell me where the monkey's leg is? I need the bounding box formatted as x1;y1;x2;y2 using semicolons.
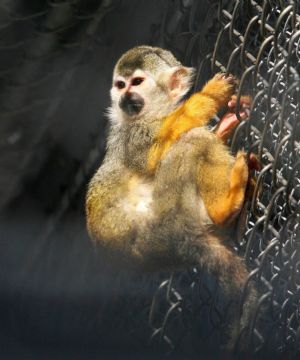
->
196;234;257;350
148;74;237;173
159;126;248;228
214;95;261;224
202;151;249;226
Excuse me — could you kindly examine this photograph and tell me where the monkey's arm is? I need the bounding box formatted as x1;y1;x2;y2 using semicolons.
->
147;74;236;173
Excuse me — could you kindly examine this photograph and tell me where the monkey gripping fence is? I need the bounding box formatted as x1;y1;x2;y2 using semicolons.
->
1;0;300;358
149;0;300;357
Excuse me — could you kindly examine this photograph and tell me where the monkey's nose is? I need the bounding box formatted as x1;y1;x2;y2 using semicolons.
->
119;92;144;116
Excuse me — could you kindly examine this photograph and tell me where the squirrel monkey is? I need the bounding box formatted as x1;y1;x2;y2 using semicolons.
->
86;46;257;347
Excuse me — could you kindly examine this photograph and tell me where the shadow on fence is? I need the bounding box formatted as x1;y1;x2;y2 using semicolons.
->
150;0;300;357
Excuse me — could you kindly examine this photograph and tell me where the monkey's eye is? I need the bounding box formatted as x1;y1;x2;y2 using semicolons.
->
115;80;126;89
131;77;144;86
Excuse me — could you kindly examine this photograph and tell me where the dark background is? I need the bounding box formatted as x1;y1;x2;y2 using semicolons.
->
0;1;180;358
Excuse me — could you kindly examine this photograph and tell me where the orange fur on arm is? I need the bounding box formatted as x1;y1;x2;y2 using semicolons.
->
147;94;218;173
147;74;236;174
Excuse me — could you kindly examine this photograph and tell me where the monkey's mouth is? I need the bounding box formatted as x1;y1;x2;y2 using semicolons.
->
119;92;144;116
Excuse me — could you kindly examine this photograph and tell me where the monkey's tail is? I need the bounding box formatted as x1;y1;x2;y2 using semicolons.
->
198;233;258;352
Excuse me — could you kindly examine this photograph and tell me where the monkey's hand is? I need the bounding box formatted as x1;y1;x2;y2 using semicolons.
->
215;95;252;143
198;73;238;109
147;74;237;174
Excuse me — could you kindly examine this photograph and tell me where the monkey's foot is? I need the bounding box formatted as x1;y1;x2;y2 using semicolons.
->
225;151;249;224
248;153;261;172
234;152;261;242
202;73;238;109
216;95;252;142
207;151;249;226
244;153;261;201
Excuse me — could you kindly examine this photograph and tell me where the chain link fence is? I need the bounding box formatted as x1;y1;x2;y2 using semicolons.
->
150;0;300;357
1;0;300;358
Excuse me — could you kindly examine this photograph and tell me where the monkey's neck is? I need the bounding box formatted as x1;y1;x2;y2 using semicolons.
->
107;118;163;174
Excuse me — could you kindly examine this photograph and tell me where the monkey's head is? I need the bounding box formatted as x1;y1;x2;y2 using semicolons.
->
109;46;194;123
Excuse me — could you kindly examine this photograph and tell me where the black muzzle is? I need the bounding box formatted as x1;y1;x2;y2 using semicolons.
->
119;92;144;116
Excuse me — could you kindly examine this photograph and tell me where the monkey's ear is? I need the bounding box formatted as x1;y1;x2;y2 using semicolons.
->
162;66;195;100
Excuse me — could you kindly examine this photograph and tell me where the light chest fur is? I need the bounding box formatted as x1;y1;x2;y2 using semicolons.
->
121;176;154;223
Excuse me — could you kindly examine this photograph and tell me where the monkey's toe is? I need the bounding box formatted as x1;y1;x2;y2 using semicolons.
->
215;112;240;141
248;153;262;172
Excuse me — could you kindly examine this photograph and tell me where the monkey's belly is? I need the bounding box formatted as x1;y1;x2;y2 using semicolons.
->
121;175;154;221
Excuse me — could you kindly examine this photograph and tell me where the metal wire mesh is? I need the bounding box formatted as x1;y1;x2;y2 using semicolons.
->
149;0;300;357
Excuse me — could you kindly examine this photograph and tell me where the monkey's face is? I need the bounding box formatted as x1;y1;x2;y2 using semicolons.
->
109;46;194;124
110;68;171;122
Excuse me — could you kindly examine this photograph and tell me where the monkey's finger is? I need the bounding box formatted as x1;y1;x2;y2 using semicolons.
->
228;95;252;110
235;109;248;121
215;112;240;140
